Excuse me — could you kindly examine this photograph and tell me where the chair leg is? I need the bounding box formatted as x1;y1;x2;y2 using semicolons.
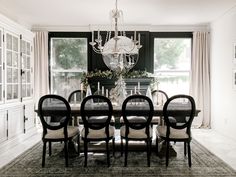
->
184;142;187;156
188;142;192;167
49;142;52;156
156;136;158;156
77;135;80;155
112;137;115;157
121;137;123;156
64;140;68;167
146;140;151;167
84;140;88;167
106;140;110;167
42;141;46;167
124;139;128;167
166;141;170;167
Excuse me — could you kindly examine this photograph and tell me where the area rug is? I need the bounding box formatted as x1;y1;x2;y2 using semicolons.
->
0;139;236;177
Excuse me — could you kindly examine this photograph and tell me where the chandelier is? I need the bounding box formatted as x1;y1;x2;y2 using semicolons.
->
89;0;142;73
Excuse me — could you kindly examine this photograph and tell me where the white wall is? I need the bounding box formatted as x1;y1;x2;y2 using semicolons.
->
211;7;236;141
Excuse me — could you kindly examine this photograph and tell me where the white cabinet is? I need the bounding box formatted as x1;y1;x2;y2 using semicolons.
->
0;14;35;144
24;101;35;132
0;109;7;143
7;105;24;139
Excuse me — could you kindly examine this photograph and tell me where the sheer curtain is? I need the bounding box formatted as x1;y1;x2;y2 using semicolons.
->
190;31;211;128
34;31;49;104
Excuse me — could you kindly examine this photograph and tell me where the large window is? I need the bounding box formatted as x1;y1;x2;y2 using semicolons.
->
49;33;89;98
153;33;192;96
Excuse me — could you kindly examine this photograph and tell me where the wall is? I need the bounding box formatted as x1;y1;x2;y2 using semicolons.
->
211;7;236;141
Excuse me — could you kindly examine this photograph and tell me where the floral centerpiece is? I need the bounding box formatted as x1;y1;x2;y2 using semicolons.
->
81;69;153;87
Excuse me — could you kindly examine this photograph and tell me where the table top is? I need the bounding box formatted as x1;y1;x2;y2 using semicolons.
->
36;103;200;117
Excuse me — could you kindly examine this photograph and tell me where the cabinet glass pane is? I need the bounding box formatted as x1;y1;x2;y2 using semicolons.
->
27;56;30;69
26;71;30;83
27;42;30;55
12;52;18;67
26;85;30;97
13;69;18;83
0;49;1;63
21;41;26;54
7;51;12;66
6;34;12;50
0;66;1;83
22;85;26;97
13;36;18;52
22;55;26;69
7;68;12;83
0;85;2;101
7;85;12;99
0;31;1;47
13;85;18;99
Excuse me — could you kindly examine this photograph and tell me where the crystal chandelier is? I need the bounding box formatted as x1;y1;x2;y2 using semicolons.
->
89;0;142;73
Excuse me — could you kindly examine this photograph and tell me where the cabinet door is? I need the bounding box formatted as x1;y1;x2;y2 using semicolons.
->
0;109;7;142
5;31;20;102
21;39;33;100
24;102;35;131
8;105;24;139
0;28;3;103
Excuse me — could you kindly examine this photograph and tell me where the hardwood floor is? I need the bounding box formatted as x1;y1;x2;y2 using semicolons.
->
0;128;235;171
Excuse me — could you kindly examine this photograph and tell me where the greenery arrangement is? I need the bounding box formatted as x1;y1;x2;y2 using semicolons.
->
81;69;153;86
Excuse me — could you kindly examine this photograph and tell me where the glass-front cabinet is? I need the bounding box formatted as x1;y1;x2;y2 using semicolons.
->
0;17;35;144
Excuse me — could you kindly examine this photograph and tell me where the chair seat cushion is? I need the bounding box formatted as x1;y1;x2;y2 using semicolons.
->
44;126;79;140
120;116;147;124
157;126;189;139
120;126;152;139
81;126;115;139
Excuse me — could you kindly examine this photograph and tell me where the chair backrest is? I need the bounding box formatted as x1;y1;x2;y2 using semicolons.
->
68;90;86;104
122;95;154;132
163;94;196;136
80;95;113;136
151;90;168;106
38;94;71;136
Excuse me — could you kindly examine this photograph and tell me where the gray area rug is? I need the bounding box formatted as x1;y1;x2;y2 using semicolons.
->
0;139;236;177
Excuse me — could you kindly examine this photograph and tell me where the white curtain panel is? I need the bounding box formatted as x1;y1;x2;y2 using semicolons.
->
190;31;211;128
34;31;49;105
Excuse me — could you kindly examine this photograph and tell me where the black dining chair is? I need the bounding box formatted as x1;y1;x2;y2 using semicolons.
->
37;94;80;167
151;89;169;125
156;94;196;167
68;89;86;125
80;95;115;167
120;95;154;167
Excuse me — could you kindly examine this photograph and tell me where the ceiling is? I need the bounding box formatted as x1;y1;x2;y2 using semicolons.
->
0;0;236;29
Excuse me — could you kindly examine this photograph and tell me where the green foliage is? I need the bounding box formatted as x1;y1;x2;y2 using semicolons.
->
154;39;185;69
53;38;87;69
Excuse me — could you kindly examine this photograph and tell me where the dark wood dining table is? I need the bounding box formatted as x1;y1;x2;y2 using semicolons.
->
36;103;200;118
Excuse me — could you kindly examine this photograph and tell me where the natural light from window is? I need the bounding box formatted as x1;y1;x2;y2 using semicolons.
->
154;38;191;96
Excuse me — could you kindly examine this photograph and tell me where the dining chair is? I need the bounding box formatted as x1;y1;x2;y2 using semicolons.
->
37;94;80;167
151;89;169;125
120;95;154;167
68;89;86;125
156;94;196;167
80;95;115;167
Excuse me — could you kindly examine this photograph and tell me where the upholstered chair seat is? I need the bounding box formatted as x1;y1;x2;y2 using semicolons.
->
157;126;188;139
120;126;152;139
45;126;79;140
81;126;115;139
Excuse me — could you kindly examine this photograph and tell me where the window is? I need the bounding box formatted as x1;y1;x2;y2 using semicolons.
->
49;33;89;98
152;33;192;96
5;32;20;101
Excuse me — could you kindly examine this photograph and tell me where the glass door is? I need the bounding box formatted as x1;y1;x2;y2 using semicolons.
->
5;31;20;102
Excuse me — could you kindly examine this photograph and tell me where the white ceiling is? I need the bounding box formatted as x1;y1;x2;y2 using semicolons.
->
0;0;236;29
